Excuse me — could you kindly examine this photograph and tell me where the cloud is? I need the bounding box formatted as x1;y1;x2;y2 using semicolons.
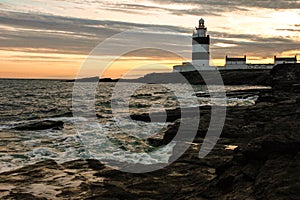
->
0;9;299;61
0;10;191;56
276;29;300;32
209;31;300;58
149;0;300;10
110;3;224;16
58;0;300;17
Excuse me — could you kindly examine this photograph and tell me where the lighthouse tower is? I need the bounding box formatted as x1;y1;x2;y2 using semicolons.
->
192;18;210;70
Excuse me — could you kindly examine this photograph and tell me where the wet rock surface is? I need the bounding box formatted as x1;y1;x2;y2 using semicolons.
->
1;64;300;199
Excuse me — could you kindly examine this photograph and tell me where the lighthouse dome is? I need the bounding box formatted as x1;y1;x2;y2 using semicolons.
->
199;18;205;24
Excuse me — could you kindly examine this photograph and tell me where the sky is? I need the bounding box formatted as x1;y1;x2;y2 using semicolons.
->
0;0;299;79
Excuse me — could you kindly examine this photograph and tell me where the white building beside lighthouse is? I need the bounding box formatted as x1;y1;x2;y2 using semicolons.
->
173;18;215;72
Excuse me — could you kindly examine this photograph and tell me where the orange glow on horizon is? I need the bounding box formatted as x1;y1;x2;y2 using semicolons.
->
0;44;299;80
0;49;184;79
1;52;299;79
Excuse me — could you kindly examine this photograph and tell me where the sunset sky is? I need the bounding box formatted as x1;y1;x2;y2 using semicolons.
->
0;0;299;79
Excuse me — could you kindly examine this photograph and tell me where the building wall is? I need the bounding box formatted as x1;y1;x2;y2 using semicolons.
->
174;63;276;71
275;60;297;65
173;63;216;72
248;64;274;69
225;64;249;70
226;61;246;65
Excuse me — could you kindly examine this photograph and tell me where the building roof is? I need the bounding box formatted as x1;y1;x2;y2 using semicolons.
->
226;57;246;61
274;56;297;61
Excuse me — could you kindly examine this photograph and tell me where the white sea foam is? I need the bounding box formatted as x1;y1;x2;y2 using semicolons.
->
45;116;89;123
0;125;10;130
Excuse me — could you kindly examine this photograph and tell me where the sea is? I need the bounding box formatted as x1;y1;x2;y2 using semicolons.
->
0;79;269;172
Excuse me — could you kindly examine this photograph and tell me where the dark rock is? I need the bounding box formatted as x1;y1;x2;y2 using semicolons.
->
240;163;262;181
14;120;64;131
253;154;300;200
96;113;104;118
243;134;300;161
99;78;119;82
131;107;202;123
50;112;73;118
216;175;235;193
195;88;271;99
86;159;106;170
5;192;47;200
271;63;300;92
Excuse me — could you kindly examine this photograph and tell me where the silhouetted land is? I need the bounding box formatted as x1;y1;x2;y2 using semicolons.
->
62;69;273;85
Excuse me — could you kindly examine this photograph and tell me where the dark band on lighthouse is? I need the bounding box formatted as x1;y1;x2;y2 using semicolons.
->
192;36;210;45
192;52;209;60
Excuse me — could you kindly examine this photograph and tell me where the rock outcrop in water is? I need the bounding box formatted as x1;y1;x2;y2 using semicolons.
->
14;120;64;131
0;64;299;199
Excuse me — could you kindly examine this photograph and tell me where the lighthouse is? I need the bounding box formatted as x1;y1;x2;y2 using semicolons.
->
173;18;298;72
192;18;210;70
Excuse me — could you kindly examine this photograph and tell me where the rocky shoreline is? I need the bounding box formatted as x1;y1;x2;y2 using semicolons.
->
0;64;299;199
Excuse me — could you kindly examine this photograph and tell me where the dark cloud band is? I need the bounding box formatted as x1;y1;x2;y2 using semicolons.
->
0;9;299;60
